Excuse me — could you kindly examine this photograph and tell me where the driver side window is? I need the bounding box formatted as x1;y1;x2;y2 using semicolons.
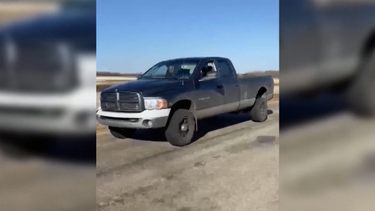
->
199;61;218;81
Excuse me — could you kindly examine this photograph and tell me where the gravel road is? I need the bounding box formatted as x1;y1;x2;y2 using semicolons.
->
96;98;279;211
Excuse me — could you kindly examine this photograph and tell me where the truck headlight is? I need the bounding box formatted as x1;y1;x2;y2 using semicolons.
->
144;98;168;110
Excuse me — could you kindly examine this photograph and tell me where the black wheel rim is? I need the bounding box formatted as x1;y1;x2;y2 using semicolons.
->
179;117;189;138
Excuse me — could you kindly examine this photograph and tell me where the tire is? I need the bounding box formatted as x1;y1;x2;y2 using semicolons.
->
165;109;196;147
108;127;136;139
347;51;375;117
250;97;268;122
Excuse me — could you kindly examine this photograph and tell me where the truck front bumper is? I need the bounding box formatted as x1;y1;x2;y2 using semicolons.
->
96;108;171;129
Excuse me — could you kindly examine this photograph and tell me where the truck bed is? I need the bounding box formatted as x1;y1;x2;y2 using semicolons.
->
239;75;274;99
238;75;274;110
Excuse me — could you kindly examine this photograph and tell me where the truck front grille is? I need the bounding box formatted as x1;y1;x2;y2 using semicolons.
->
101;93;116;101
101;91;143;112
119;102;141;111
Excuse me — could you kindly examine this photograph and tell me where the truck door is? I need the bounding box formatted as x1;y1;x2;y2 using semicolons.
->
216;59;241;112
194;60;224;117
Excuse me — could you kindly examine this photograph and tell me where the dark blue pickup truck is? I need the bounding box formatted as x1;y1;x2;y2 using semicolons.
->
97;57;274;146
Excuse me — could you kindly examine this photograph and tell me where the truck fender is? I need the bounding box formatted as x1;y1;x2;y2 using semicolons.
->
168;99;198;131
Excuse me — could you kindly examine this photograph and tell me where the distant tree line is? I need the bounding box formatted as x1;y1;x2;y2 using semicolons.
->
96;72;142;77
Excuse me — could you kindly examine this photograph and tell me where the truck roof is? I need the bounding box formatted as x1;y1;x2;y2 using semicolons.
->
163;57;230;62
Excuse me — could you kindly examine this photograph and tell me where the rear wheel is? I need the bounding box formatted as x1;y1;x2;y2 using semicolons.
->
108;127;136;139
250;97;268;122
347;51;375;117
165;109;195;147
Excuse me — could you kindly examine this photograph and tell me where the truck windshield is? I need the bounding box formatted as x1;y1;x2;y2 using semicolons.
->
140;59;199;80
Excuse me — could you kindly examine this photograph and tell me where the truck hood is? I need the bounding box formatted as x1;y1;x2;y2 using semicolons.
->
102;79;183;96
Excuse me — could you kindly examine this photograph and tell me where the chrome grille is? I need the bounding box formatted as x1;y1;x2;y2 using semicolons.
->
101;91;143;112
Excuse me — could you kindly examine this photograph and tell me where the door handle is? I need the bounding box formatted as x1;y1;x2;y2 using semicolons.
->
217;85;224;89
234;84;239;87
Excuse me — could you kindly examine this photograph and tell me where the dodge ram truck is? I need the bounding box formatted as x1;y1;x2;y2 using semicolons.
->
97;57;274;146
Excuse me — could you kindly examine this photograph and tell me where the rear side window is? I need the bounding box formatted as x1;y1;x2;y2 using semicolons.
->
217;60;235;79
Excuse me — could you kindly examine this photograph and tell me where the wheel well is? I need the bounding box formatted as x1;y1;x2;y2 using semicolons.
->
166;100;193;127
362;30;375;59
256;87;267;99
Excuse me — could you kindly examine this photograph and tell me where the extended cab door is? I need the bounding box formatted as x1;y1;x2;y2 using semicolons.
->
216;59;241;112
194;60;224;118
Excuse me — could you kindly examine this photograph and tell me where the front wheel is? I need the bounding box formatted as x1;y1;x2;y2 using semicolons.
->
108;127;137;139
250;97;268;122
165;109;196;147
